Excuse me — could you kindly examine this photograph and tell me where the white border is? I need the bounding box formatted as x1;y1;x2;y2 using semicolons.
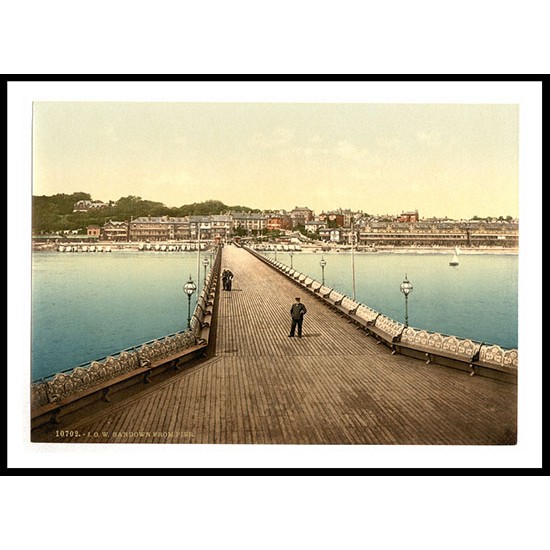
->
8;80;542;469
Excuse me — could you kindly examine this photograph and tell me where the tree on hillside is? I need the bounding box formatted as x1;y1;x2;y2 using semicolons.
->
32;192;92;231
114;196;166;219
32;200;60;231
176;200;228;216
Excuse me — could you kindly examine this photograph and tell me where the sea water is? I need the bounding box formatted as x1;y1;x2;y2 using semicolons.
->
31;249;518;382
31;251;206;381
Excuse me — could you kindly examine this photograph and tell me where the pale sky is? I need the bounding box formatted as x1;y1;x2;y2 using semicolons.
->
32;102;519;219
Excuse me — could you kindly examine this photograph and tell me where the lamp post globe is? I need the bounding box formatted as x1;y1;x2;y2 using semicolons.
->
319;257;327;286
183;275;197;328
399;274;413;327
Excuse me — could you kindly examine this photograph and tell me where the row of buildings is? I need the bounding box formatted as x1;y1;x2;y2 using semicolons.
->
77;207;518;249
84;207;315;242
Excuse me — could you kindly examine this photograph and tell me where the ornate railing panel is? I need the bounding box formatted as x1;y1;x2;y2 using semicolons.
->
478;344;518;370
441;335;480;360
340;297;359;313
328;290;345;305
373;315;404;339
400;328;481;361
355;304;379;324
31;330;201;410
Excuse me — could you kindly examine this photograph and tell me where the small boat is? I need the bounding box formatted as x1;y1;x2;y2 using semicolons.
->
449;246;460;266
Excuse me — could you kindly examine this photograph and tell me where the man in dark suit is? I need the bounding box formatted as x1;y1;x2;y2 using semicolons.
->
289;297;307;338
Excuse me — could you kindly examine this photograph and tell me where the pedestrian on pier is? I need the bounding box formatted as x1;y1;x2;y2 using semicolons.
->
289;297;307;338
222;269;228;290
226;269;233;291
222;268;234;291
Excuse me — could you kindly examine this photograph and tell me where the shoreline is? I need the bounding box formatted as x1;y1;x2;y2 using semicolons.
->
289;244;518;255
32;241;519;255
360;247;518;255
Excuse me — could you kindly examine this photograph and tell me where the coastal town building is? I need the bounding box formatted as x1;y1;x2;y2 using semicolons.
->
129;216;189;241
73;200;108;212
290;206;314;228
266;212;293;231
318;228;344;243
189;216;210;240
305;220;328;233
129;215;232;242
103;220;129;241
318;211;345;227
265;215;283;232
86;225;101;238
209;215;232;240
318;208;355;227
189;215;232;240
230;212;267;235
356;220;518;248
398;210;420;223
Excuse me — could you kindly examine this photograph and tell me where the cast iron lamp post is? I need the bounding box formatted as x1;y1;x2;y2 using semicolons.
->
319;257;327;286
184;275;197;329
400;274;413;327
350;223;356;300
202;257;209;286
289;252;294;269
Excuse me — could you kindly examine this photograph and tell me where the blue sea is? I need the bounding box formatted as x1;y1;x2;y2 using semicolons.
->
31;251;209;381
31;249;518;381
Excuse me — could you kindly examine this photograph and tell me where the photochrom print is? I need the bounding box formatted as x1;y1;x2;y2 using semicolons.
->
30;92;519;446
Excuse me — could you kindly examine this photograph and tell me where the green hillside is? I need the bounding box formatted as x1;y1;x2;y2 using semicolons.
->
32;193;259;233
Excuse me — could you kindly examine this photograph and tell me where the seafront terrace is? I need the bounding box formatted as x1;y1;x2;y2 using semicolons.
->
33;244;517;444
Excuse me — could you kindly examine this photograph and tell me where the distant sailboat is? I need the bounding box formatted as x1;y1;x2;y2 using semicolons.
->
449;246;460;266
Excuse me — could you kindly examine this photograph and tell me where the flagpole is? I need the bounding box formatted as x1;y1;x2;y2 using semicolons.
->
196;222;201;289
351;220;356;300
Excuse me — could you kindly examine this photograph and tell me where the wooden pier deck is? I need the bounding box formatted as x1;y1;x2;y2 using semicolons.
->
37;244;517;445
